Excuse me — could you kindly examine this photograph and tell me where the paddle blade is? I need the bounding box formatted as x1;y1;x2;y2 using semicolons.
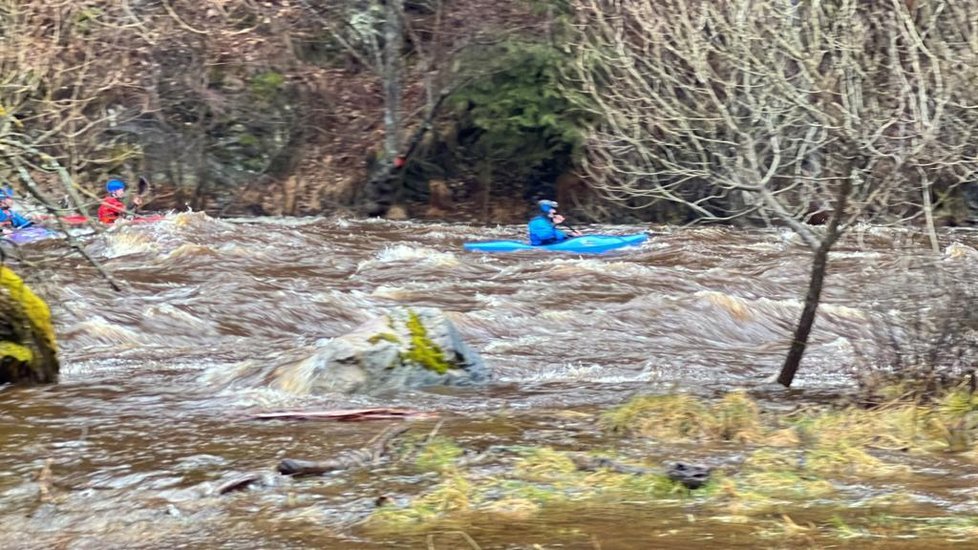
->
137;176;150;195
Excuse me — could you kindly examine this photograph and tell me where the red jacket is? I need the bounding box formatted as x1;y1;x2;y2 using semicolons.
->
97;196;126;224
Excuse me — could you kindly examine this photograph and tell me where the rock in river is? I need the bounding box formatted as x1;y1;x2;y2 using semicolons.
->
205;307;487;395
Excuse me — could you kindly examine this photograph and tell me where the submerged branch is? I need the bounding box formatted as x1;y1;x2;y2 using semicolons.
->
253;408;435;422
277;425;410;476
15;165;121;292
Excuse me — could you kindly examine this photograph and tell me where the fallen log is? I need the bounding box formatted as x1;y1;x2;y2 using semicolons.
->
253;408;436;422
278;425;410;476
216;473;263;495
569;454;712;489
569;454;653;476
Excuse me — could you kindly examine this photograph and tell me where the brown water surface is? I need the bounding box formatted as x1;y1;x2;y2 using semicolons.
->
2;213;977;549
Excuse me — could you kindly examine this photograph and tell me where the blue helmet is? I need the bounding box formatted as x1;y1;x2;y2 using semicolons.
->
106;179;126;192
0;187;13;200
538;199;558;213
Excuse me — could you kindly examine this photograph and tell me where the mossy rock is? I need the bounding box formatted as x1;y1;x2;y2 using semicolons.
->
0;267;59;385
400;310;452;374
211;306;487;395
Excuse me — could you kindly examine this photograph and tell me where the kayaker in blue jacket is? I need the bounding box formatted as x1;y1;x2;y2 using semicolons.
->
528;199;580;245
0;189;33;233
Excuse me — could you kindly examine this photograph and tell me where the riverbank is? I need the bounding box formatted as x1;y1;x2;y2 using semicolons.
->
361;387;978;548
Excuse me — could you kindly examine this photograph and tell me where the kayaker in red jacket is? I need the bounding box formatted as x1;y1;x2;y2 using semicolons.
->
97;179;141;224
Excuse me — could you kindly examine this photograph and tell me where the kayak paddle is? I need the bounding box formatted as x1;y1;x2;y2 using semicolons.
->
560;222;583;235
133;175;151;215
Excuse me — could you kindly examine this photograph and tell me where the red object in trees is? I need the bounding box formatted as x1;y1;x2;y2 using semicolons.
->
393;155;406;169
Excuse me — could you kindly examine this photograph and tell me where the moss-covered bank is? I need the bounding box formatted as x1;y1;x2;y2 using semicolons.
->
0;266;58;384
360;388;978;547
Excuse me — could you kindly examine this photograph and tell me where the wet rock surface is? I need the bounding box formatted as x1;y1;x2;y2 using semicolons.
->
205;306;487;395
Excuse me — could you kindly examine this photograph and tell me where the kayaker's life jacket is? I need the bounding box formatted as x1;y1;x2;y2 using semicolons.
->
97;196;126;224
528;214;567;246
0;208;32;229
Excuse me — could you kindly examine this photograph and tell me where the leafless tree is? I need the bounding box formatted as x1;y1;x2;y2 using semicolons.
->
0;0;145;209
296;0;557;215
293;0;449;214
567;0;978;386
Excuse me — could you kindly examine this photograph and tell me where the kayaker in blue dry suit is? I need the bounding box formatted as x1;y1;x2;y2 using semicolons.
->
528;199;580;245
0;188;33;233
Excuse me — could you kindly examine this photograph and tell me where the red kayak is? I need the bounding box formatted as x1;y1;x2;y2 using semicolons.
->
39;214;165;225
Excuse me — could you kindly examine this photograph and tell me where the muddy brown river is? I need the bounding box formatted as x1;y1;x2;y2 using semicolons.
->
2;213;977;549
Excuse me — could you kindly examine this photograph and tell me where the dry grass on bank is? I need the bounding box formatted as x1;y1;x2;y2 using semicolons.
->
364;387;978;545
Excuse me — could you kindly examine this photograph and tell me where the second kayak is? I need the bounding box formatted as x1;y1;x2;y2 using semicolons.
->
463;233;648;254
4;226;57;245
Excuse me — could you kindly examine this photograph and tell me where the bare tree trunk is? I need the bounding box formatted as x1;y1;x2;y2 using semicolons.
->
363;87;452;217
478;158;492;223
777;176;853;387
15;164;122;292
382;0;403;161
361;0;405;216
921;177;940;254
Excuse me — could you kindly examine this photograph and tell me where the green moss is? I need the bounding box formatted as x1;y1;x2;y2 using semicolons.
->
367;387;978;539
367;472;473;529
368;332;400;345
0;267;56;352
601;391;762;442
742;448;800;472
805;446;911;478
938;385;978;420
0;267;59;384
250;71;285;100
513;447;578;482
415;438;465;473
492;479;564;504
237;133;260;148
828;514;864;539
863;514;978;538
738;471;836;499
712;470;835;518
713;391;764;442
77;7;103;22
601;394;711;439
595;471;683;498
401;310;452;374
0;341;33;362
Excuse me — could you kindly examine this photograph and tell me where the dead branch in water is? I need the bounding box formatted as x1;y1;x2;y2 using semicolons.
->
36;459;54;503
426;531;482;550
277;424;410;476
568;453;653;476
215;473;263;495
253;408;437;422
399;418;446;464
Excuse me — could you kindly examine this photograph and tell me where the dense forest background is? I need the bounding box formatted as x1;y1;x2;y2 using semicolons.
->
2;0;977;226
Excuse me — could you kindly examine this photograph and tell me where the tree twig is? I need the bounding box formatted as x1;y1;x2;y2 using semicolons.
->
15;165;121;292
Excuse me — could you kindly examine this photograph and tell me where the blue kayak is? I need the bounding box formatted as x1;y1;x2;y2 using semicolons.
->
464;233;648;254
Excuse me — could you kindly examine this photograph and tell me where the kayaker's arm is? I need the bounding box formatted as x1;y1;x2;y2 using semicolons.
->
560;225;582;237
130;176;149;215
127;194;142;215
552;214;582;237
